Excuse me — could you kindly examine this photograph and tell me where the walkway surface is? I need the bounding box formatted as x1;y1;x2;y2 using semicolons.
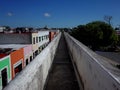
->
44;34;80;90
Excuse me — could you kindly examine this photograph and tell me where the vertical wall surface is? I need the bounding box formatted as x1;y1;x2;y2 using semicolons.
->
23;45;33;66
64;33;120;90
10;48;24;79
3;33;61;90
24;45;32;56
0;56;11;90
37;31;49;47
49;32;55;42
32;32;39;52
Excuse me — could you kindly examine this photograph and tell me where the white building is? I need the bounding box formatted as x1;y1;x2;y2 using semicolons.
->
0;30;50;58
0;26;6;32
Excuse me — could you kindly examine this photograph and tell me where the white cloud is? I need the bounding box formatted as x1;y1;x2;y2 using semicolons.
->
44;13;51;17
7;12;13;16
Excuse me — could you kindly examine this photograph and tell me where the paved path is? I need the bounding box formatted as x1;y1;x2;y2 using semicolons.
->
44;34;79;90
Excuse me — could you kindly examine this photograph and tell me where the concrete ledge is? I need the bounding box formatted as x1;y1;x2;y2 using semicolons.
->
4;33;61;90
64;33;120;90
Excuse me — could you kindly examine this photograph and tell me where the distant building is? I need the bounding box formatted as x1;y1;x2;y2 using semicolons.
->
115;30;120;35
15;27;33;33
115;26;120;35
0;26;6;32
0;26;11;33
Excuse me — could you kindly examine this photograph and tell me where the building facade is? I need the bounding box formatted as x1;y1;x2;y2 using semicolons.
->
23;45;33;66
0;55;11;89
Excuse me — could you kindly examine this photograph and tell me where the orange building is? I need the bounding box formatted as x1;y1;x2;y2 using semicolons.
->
10;48;24;79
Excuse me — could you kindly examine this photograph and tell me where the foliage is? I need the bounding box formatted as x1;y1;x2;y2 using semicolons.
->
70;21;118;51
104;15;112;25
44;25;48;29
3;26;11;31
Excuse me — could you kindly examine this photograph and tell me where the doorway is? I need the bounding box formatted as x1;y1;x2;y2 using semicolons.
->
14;63;22;75
1;68;8;88
26;59;29;65
30;56;32;62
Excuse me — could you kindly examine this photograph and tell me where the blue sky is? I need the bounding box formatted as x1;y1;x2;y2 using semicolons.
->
0;0;120;28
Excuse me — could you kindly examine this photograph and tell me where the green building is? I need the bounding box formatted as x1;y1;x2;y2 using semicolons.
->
0;56;11;90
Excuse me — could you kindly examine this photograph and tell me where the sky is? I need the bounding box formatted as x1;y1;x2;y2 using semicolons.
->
0;0;120;28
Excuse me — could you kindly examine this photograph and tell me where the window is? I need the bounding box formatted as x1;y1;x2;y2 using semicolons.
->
36;37;38;43
40;46;43;51
42;36;44;41
33;37;35;44
35;50;38;56
39;47;41;53
14;63;22;76
42;45;45;50
44;36;45;39
33;52;35;59
39;37;41;42
46;35;47;39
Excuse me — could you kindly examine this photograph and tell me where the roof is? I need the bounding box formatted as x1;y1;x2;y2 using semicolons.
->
0;44;31;50
0;44;31;59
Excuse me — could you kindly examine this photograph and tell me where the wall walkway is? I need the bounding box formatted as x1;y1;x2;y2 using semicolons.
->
44;33;79;90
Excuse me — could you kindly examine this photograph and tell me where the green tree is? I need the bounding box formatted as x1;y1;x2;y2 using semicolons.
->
71;25;91;46
70;21;118;51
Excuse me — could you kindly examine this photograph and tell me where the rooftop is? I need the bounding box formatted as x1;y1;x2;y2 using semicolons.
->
0;44;30;59
0;44;30;50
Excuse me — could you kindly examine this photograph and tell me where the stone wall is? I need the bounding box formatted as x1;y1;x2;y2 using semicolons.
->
64;33;120;90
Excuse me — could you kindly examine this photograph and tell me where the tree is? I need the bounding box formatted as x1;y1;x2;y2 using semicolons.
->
104;15;112;26
70;21;118;51
44;25;48;29
86;21;118;50
71;25;91;46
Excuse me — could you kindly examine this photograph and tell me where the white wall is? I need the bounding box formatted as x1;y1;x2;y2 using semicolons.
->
38;31;49;47
0;27;6;32
64;33;120;90
3;33;61;90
